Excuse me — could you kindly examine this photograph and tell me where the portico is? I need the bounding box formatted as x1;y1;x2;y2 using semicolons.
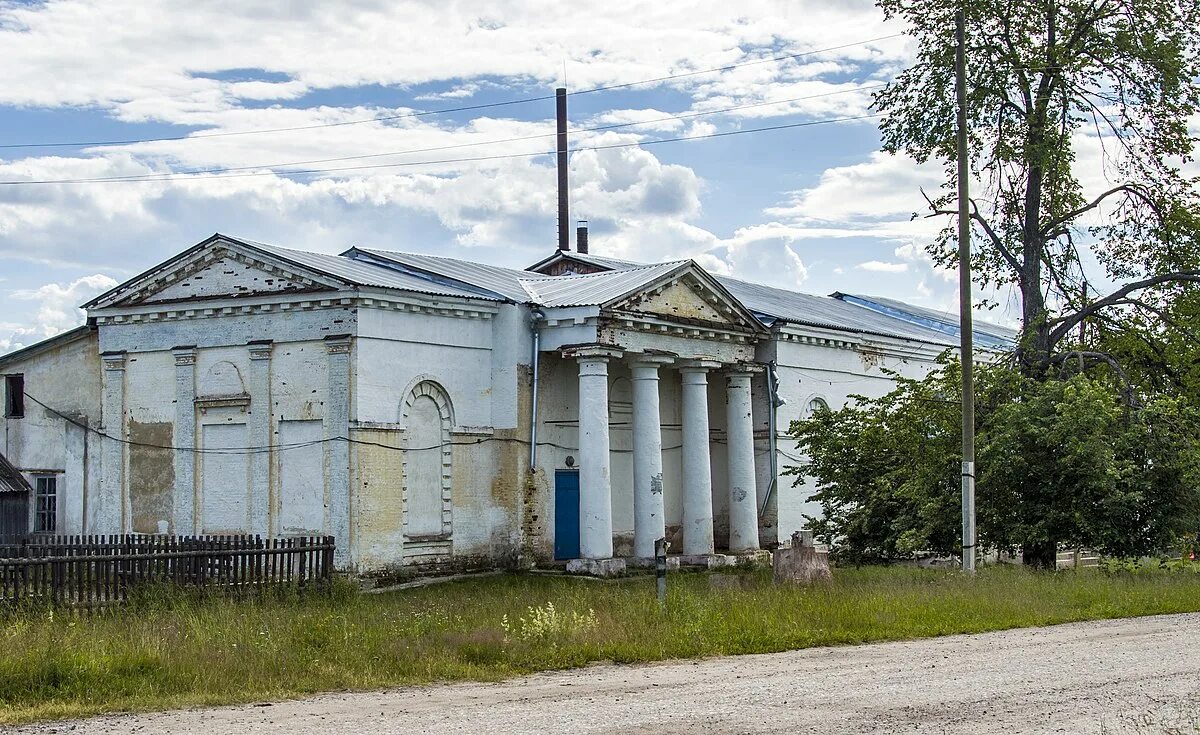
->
529;260;770;573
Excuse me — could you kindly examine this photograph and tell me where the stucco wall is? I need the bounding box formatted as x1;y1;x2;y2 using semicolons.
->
0;330;102;535
351;302;528;571
767;330;947;542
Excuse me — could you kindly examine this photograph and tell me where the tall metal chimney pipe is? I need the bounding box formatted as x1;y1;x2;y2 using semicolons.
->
577;220;589;255
556;87;569;251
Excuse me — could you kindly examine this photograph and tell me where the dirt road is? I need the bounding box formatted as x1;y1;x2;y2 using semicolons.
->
13;613;1200;734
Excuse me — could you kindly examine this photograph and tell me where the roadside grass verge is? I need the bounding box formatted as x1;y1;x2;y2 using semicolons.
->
4;564;1200;724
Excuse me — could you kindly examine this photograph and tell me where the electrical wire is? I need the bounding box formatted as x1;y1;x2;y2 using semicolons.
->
0;112;880;186
0;34;903;151
24;392;694;455
0;84;885;186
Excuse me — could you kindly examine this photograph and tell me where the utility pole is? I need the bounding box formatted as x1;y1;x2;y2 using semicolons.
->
955;9;977;574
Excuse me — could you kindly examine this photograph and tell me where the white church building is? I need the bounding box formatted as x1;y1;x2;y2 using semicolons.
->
0;232;1014;572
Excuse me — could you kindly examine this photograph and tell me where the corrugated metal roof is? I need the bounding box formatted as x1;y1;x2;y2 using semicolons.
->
525;250;642;273
0;451;30;495
836;293;1019;346
523;249;1014;348
716;276;967;346
519;261;689;307
231;239;498;301
348;247;532;302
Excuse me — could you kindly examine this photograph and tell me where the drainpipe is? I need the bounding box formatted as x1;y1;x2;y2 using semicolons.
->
528;308;545;470
760;360;785;517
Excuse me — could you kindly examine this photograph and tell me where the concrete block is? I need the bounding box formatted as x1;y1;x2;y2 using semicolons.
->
678;554;735;569
731;550;772;567
773;530;832;585
626;556;681;570
566;557;627;577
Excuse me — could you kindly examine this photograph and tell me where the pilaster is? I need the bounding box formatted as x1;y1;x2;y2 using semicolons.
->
248;340;273;537
172;346;197;534
99;351;127;533
325;334;352;566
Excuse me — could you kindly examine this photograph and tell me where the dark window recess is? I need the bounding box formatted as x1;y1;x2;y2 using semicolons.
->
4;374;23;418
34;476;56;534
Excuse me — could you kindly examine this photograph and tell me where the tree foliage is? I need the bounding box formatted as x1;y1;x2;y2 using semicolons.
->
790;360;1200;566
875;0;1200;375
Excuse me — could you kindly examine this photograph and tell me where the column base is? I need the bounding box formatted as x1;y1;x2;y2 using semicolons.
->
626;556;681;570
566;557;627;577
678;553;736;569
729;549;772;567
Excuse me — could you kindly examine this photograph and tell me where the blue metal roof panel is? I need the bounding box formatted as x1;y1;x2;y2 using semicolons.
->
835;293;1018;348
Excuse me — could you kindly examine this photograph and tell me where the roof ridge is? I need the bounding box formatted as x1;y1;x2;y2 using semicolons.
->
520;259;689;283
355;246;532;276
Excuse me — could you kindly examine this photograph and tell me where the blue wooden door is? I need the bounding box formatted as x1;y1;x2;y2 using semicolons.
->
554;470;580;560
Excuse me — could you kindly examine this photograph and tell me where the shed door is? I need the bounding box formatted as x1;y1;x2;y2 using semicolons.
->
0;493;29;536
554;470;580;560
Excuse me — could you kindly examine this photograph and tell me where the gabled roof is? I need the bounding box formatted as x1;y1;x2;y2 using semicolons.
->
85;234;496;310
0;324;94;366
518;261;690;306
525;250;641;273
0;451;30;495
525;249;1016;349
346;247;532;302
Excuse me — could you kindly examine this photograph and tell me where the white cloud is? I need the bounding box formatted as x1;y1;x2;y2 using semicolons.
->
856;260;907;273
2;274;117;351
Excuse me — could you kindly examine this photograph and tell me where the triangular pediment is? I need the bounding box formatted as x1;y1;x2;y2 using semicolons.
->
89;235;346;309
139;252;317;304
608;266;765;333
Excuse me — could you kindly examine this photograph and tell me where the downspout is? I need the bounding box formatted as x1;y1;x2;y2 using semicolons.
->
528;308;545;470
760;360;784;516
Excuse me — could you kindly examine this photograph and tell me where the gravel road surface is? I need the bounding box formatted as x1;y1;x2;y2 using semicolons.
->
11;613;1200;734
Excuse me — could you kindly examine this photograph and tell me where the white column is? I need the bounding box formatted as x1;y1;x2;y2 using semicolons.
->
725;368;760;553
98;351;127;534
172;346;197;534
680;361;718;556
576;347;620;559
325;335;352;567
630;355;672;559
248;340;273;538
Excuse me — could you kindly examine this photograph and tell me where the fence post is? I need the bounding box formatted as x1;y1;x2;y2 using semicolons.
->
655;537;667;609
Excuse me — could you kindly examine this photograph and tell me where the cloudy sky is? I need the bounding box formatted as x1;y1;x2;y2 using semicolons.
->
0;0;1006;353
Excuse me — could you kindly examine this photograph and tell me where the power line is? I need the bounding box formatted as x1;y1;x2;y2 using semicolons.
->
0;34;903;151
0;84;885;186
0;112;880;186
25;392;685;455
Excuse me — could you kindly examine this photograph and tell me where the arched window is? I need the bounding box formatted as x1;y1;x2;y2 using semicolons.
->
401;380;454;538
808;397;830;416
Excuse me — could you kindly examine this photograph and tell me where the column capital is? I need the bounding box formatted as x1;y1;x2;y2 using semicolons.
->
627;353;675;369
101;351;127;371
247;339;273;361
563;344;623;362
171;345;197;367
721;361;765;377
678;358;723;373
324;334;352;355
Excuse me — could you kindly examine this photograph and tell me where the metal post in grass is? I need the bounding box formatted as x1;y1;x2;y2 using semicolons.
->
655;537;667;609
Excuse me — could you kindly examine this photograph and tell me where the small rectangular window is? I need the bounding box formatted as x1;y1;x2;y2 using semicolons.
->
34;476;56;534
4;374;23;418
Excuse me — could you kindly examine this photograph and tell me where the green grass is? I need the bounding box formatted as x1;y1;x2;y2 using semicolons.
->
4;564;1200;724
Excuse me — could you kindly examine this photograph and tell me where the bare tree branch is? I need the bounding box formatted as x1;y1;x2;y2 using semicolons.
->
1048;271;1200;345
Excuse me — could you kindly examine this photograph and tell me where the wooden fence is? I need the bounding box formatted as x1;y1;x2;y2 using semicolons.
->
0;534;334;606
